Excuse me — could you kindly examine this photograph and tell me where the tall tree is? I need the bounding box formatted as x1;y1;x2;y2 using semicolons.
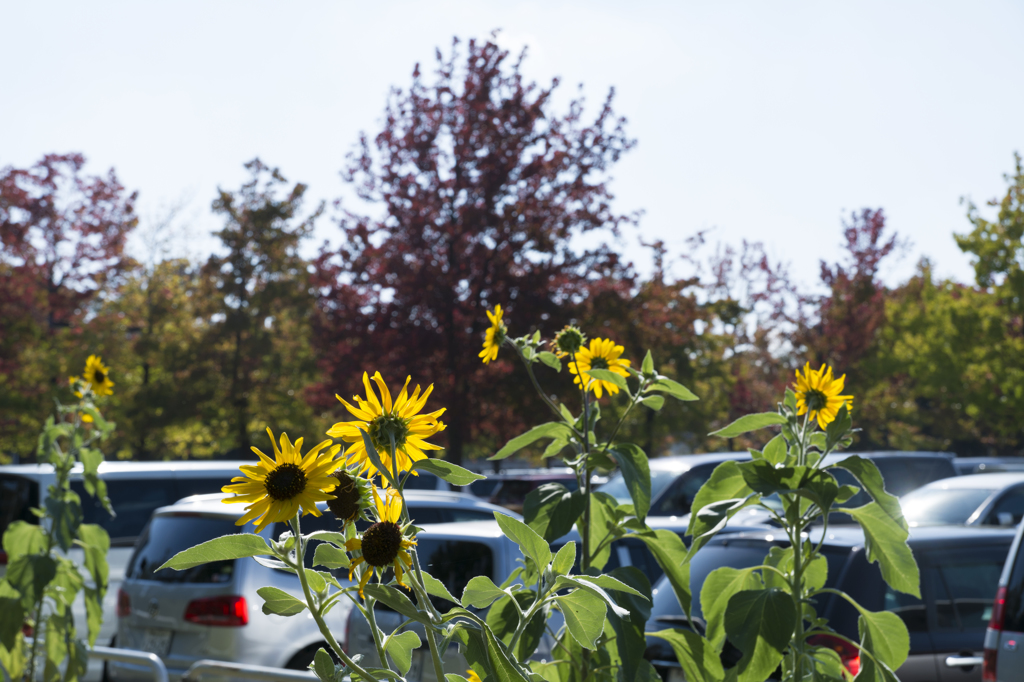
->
0;153;137;460
312;36;637;465
199;160;322;455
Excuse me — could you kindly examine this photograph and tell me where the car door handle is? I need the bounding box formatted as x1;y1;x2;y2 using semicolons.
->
945;655;983;668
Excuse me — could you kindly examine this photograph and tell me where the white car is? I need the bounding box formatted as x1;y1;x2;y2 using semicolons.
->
0;461;256;681
110;491;517;681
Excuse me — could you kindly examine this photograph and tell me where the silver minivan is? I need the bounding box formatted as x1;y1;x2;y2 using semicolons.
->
110;492;516;681
984;517;1024;681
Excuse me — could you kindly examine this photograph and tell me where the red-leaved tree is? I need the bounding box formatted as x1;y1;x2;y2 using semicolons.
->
311;36;638;465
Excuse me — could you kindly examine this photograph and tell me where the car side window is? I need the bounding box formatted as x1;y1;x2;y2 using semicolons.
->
652;465;713;516
983;486;1024;526
448;509;495;523
271;514;347;570
929;552;1005;632
416;539;494;611
72;478;179;544
883;586;926;632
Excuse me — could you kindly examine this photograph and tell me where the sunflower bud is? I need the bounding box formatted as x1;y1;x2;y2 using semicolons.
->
326;470;371;524
554;325;586;357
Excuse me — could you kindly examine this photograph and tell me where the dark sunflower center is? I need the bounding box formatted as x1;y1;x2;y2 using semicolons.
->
327;472;361;522
368;414;410;452
805;389;828;412
264;463;307;501
93;370;106;383
590;357;610;370
361;521;403;567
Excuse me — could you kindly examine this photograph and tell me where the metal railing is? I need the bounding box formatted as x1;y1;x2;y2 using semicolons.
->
182;660;315;682
21;640;315;682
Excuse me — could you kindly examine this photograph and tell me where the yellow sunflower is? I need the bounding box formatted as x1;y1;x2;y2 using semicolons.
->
222;428;344;532
478;304;506;364
568;337;631;399
82;355;115;396
465;670;483;682
793;362;854;430
345;487;416;596
327;372;446;485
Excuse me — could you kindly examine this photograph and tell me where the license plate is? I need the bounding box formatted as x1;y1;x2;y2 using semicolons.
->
667;668;686;682
407;650;425;681
138;629;172;657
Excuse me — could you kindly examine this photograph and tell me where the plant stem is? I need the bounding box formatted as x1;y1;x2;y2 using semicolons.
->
362;597;389;670
290;513;375;681
407;549;447;682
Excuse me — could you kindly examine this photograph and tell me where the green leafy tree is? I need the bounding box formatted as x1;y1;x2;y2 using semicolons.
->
197;159;323;455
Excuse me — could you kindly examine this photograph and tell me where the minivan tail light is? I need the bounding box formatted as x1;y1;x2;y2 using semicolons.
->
983;585;1008;682
116;588;131;617
184;596;248;627
0;551;7;565
808;634;860;675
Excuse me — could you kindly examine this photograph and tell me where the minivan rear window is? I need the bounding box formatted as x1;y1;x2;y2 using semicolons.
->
0;475;39;537
127;514;240;583
417;539;493;611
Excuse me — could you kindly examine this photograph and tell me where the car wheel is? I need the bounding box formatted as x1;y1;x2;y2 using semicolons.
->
285;643;336;671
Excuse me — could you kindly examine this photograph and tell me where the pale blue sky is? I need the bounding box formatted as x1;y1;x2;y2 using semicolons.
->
2;1;1022;290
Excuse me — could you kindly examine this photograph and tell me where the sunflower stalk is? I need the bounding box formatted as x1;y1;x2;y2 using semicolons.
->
289;512;375;682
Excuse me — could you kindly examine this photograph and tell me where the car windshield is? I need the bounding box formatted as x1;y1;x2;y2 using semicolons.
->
599;468;678;506
900;487;996;526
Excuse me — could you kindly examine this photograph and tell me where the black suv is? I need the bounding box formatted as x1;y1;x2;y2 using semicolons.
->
645;526;1015;681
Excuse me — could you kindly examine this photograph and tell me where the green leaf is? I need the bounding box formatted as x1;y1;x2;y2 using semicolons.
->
647;629;724;682
641;350;656;375
555;589;606;649
0;581;25;650
7;555;56;607
762;434;788;466
763;545;827;593
710;412;787;438
541;438;569;459
536;351;562;371
257;586;307;616
494;512;551;569
488;590;545;660
312;543;350;570
640;395;665;411
523;483;586;542
420;570;460;606
832;456;907;530
700;567;763;646
609;443;652;521
461;575;508;609
825;404;853;450
648;378;699;401
686;460;756;553
76;523;110;594
723;588;796;682
482;621;531;682
158;533;272;571
552;576;630;619
491;422;574;461
362;584;431;624
839;502;920;597
411;458;485;486
2;521;46;559
45;492;82;553
606;567;653;682
552;542;576;576
385;630;421;676
311;648;336;682
306;530;348;546
306;569;327;595
859;610;910;672
577;492;619;570
84;587;103;646
636;529;692;616
0;624;26;681
586;369;628;391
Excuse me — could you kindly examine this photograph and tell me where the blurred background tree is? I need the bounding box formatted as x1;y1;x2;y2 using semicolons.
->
3;40;1024;464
